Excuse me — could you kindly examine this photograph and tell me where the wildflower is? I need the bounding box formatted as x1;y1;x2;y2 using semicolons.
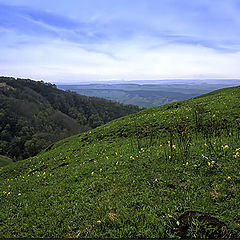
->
169;155;172;159
186;162;189;167
208;162;211;166
18;193;22;196
193;164;198;168
91;172;94;176
211;161;215;165
223;145;229;150
99;168;102;173
172;145;176;149
204;143;207;147
227;176;231;181
97;220;101;224
155;178;158;182
202;154;208;160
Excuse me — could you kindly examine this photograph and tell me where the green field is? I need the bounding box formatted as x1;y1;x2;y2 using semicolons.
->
1;86;240;238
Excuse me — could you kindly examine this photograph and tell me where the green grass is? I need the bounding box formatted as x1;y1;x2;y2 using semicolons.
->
0;86;240;238
0;155;12;167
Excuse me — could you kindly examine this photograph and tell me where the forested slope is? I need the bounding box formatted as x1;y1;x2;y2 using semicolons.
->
0;77;141;160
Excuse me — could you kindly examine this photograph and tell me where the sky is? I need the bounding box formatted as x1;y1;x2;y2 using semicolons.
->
0;0;240;83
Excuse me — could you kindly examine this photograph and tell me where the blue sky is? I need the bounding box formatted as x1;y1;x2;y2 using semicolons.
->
0;0;240;82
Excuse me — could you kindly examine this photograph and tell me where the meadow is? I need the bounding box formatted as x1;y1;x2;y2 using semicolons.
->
0;86;240;238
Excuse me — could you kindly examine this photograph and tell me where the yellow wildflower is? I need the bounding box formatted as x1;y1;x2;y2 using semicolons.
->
97;220;101;224
223;145;229;150
227;176;231;181
186;162;189;167
91;172;94;176
211;161;215;165
18;193;22;196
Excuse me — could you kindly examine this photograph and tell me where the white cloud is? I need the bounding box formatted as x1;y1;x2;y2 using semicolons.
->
0;0;240;82
1;34;240;82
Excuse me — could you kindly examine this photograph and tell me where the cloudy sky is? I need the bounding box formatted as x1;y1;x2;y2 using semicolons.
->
0;0;240;83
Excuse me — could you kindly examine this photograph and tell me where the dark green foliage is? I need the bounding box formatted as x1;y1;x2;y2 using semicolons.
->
0;77;141;161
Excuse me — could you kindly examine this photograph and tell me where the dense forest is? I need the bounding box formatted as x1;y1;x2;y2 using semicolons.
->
0;77;141;161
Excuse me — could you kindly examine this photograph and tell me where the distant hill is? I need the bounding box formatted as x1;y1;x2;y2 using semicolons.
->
1;85;240;238
58;80;240;108
0;77;141;161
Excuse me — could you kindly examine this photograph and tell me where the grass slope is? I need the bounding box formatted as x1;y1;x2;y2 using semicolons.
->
0;155;12;167
1;86;240;238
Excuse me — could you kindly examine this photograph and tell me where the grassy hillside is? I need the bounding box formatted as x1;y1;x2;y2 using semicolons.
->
0;155;12;167
0;77;141;161
0;86;240;238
